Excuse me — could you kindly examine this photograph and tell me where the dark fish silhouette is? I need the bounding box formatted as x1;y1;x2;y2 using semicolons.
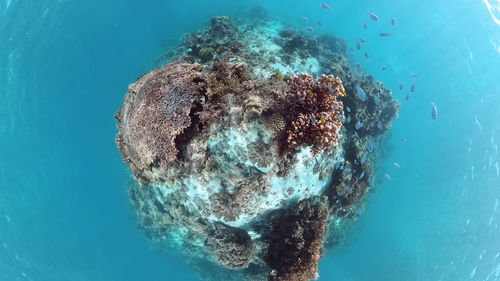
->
321;3;333;10
391;19;396;26
410;83;415;92
405;93;410;100
355;63;363;74
379;33;392;37
363;23;368;29
356;42;361;50
399;82;403;90
359;37;366;43
381;65;387;70
316;19;322;26
431;102;438;121
368;11;379;21
364;53;370;61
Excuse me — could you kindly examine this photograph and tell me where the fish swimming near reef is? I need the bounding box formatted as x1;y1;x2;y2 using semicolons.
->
391;19;396;26
356;42;361;50
401;137;406;142
359;171;365;180
367;140;374;152
381;65;387;70
355;63;363;74
399;82;403;90
316;19;323;26
368;11;379;21
379;33;392;37
321;3;333;10
364;53;370;61
307;26;314;32
431;102;438;121
356;84;367;101
375;96;380;105
301;16;308;22
394;162;401;168
361;154;367;164
355;121;362;130
412;74;419;78
359;37;366;43
384;174;392;181
377;121;383;130
410;83;415;93
363;23;368;29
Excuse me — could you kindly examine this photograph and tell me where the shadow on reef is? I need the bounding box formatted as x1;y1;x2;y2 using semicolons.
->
117;12;399;281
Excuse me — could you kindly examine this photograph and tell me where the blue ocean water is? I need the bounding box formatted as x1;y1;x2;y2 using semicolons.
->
0;0;499;280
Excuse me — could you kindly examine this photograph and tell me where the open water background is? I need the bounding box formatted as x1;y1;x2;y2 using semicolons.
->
1;0;499;280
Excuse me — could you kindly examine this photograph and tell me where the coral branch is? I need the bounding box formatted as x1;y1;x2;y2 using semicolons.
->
286;74;345;155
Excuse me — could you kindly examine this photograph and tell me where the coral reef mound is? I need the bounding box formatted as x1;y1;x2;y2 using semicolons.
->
116;14;399;281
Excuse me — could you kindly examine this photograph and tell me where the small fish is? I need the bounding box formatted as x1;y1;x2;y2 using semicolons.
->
349;48;355;54
276;73;283;79
324;48;334;55
346;106;351;112
379;33;392;37
377;121;383;130
306;26;314;32
431;102;438;121
474;115;482;131
321;3;333;11
359;171;365;180
381;65;387;70
375;96;380;105
399;82;403;90
355;63;363;74
394;162;400;168
391;19;396;26
356;85;367;101
359;37;366;43
401;137;406;142
364;53;370;61
367;140;374;152
411;74;419;78
405;93;410;101
301;16;308;22
368;11;379;21
384;173;392;181
363;23;368;29
356;41;361;50
410;83;415;92
347;115;351;123
316;19;323;26
356;121;362;130
361;154;367;164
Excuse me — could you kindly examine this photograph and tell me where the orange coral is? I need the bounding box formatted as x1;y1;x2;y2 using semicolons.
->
286;74;344;154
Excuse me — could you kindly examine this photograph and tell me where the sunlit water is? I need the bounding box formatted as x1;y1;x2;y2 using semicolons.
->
1;0;499;280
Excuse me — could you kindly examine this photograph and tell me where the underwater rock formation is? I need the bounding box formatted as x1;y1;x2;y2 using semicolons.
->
117;14;399;281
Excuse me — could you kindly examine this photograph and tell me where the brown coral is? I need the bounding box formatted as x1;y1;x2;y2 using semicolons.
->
115;60;204;182
285;74;344;155
265;197;330;281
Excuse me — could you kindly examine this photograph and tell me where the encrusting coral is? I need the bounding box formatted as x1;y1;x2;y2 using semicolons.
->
115;61;205;184
265;197;330;281
285;74;345;155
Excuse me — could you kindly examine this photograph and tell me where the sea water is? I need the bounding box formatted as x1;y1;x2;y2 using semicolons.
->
0;0;499;280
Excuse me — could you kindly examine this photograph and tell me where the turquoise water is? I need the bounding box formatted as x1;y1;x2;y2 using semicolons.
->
1;0;499;280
